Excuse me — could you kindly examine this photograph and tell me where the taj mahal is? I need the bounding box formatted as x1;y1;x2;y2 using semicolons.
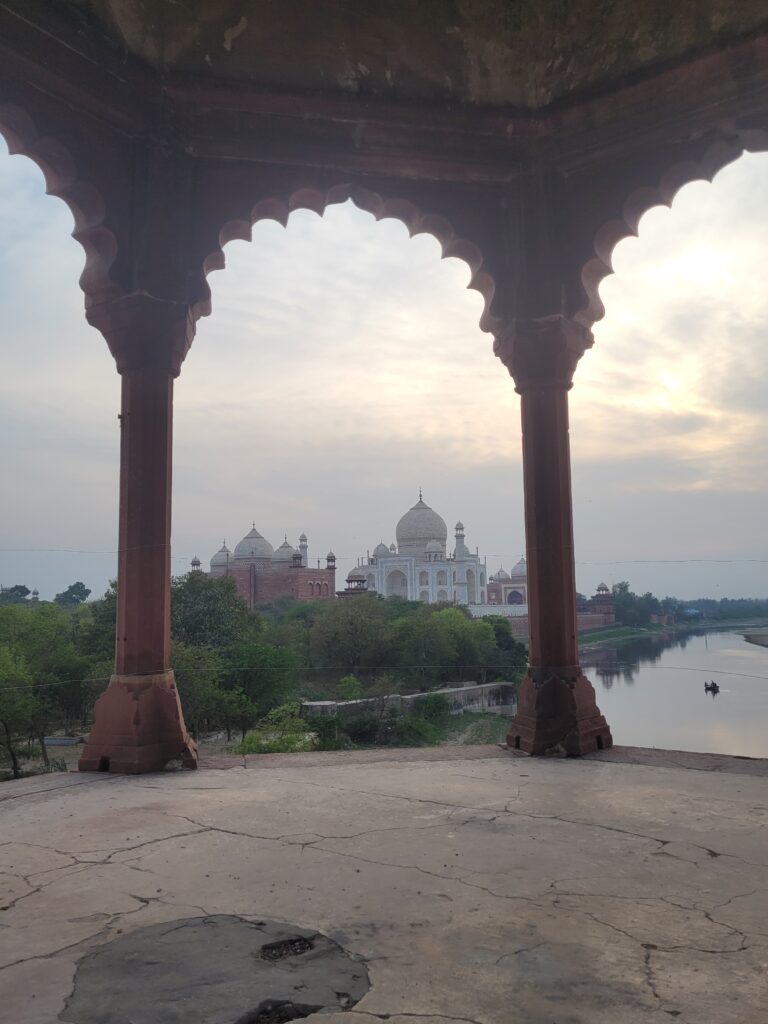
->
350;493;490;606
201;492;534;616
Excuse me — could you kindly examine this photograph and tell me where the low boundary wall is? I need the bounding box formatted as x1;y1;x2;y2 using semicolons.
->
302;681;518;720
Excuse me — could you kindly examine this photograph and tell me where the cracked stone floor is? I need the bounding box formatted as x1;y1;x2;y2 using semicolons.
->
1;745;767;1023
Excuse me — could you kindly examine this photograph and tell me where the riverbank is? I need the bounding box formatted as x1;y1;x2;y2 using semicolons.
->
579;622;689;653
581;619;768;655
744;629;768;648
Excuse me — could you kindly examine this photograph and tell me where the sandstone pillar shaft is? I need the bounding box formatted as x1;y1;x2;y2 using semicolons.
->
79;296;197;773
114;366;173;676
497;316;612;755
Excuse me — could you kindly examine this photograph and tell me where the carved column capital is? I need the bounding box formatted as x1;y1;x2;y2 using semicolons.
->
87;294;195;377
494;315;594;393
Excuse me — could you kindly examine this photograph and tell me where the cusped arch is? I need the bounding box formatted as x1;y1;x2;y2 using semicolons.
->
197;182;500;337
574;133;754;330
0;103;121;307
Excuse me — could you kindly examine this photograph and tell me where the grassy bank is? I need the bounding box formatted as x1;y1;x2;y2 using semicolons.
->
578;623;685;651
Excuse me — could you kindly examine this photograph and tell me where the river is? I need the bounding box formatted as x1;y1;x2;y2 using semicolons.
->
581;630;768;758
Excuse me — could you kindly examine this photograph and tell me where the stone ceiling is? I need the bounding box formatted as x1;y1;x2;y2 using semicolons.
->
52;0;768;109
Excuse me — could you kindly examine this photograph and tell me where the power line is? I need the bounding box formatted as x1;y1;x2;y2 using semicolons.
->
3;658;768;695
1;547;767;565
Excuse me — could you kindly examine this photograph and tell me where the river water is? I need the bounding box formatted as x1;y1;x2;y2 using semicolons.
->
581;630;768;758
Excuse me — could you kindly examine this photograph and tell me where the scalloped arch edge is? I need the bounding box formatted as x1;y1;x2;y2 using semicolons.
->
575;135;754;330
0;102;121;307
195;184;501;337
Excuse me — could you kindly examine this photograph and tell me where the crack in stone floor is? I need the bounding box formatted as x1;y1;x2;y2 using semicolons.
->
2;753;767;1023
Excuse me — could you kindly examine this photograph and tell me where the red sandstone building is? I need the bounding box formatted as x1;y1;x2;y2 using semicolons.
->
205;526;336;609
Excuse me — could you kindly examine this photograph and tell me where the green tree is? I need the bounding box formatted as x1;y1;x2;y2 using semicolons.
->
0;646;37;778
309;597;392;676
171;573;258;648
171;641;225;739
482;616;528;682
76;583;117;663
391;607;458;688
337;674;364;700
54;581;91;606
221;641;299;734
0;585;30;605
611;582;661;627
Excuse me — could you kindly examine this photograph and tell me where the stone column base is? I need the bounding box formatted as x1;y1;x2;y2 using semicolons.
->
79;672;198;774
507;671;612;756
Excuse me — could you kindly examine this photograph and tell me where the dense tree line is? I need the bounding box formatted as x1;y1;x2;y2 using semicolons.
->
0;574;527;778
610;582;768;627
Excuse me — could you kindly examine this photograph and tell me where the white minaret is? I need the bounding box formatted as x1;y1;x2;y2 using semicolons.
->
453;521;469;605
299;532;308;567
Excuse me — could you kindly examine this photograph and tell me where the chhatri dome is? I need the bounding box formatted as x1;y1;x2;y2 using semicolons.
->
233;524;274;562
396;492;448;556
373;541;390;558
510;555;527;576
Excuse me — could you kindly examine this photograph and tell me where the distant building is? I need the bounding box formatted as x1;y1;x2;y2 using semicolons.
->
486;558;528;607
203;526;335;608
352;493;487;605
589;582;615;618
337;568;369;599
470;572;615;634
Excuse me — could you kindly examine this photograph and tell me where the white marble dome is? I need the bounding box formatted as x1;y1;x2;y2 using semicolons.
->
396;497;447;556
494;566;510;581
233;526;274;562
373;542;390;558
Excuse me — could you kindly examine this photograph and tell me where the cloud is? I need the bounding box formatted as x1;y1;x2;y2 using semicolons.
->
0;138;766;600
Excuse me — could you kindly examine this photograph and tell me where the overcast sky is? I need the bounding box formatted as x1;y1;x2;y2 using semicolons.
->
0;141;766;601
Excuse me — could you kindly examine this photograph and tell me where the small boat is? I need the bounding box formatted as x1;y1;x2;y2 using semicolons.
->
704;680;720;695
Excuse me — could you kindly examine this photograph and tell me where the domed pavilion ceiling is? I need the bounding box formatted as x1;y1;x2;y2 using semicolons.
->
48;0;768;109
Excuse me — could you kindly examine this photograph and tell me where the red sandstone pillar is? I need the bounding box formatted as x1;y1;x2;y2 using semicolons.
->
79;296;198;773
497;316;612;755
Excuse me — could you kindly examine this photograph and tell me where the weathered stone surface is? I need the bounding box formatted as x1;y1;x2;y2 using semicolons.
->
25;1;768;109
60;915;369;1024
1;748;767;1023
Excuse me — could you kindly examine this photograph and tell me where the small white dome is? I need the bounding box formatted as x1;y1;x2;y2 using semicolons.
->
373;542;390;557
327;550;336;560
210;543;232;568
233;526;274;562
272;538;296;562
425;539;443;554
348;568;366;581
455;521;464;532
389;543;397;552
494;566;510;581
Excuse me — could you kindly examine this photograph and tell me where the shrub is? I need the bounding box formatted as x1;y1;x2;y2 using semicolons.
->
304;714;352;751
337;675;364;700
414;693;451;722
236;701;313;754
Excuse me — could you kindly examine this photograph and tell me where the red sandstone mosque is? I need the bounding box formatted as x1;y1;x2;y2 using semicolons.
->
201;526;336;609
